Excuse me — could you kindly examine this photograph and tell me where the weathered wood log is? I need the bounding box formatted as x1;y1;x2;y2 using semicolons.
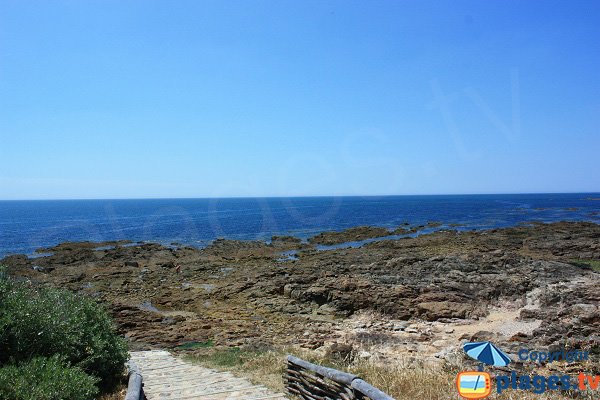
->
288;366;347;398
290;382;324;400
124;361;144;400
295;373;336;396
298;369;341;386
343;386;356;399
287;355;357;385
287;386;302;395
351;379;394;400
290;373;340;399
288;365;341;398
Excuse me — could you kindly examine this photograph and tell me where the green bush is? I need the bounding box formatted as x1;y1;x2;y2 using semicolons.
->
0;356;99;400
0;269;128;387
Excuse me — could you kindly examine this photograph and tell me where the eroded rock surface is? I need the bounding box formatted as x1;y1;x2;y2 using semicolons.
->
3;222;599;366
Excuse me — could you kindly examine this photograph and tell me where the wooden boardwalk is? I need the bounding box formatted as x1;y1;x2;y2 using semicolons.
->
129;350;288;400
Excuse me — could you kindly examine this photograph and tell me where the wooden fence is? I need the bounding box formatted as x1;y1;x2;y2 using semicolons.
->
285;355;395;400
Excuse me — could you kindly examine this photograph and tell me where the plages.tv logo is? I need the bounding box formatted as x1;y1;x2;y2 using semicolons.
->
456;341;511;399
456;371;492;399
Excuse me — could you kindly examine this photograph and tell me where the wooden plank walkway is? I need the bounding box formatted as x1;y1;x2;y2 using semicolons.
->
129;350;288;400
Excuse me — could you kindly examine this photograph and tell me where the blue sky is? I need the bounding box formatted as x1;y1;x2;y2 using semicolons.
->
1;0;599;199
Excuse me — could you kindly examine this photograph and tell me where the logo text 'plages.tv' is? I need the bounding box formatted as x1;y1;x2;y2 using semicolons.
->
456;341;599;399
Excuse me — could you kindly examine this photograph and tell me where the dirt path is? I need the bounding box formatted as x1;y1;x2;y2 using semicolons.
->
129;350;288;400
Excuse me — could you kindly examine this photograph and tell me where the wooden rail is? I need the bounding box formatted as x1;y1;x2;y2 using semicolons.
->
285;355;395;400
124;360;145;400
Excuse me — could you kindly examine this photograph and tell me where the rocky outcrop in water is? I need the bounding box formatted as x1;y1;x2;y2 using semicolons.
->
308;226;392;245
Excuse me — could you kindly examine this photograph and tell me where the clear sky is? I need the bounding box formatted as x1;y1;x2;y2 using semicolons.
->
1;0;599;199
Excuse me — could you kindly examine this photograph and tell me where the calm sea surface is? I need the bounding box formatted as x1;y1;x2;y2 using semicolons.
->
1;193;599;257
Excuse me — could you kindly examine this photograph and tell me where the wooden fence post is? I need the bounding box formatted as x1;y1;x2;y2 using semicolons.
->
125;361;144;400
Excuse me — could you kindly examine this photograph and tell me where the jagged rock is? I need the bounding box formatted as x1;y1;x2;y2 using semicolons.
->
125;261;139;267
325;342;354;361
308;226;391;245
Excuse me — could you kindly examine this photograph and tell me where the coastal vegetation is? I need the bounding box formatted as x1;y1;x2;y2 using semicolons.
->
0;266;127;400
0;356;99;400
570;259;600;272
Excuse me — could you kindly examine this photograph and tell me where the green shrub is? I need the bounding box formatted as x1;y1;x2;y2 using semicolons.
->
0;356;99;400
187;347;260;368
570;259;600;272
0;270;128;387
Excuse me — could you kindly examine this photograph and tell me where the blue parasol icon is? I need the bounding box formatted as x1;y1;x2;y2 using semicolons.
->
463;341;511;367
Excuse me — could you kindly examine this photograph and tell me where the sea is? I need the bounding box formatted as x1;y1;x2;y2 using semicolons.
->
0;193;599;258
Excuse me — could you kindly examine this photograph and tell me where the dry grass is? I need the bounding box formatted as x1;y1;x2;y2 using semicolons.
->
182;346;597;400
97;383;127;400
348;359;597;400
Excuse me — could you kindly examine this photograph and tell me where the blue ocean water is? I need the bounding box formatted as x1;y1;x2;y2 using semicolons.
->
0;193;599;258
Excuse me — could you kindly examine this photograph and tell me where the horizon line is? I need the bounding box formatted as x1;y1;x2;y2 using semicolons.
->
1;191;599;201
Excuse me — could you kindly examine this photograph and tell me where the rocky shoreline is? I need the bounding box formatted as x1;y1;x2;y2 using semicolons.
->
2;221;599;369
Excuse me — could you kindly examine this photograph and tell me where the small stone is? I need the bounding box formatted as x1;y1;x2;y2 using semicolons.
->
125;261;139;267
392;322;409;331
